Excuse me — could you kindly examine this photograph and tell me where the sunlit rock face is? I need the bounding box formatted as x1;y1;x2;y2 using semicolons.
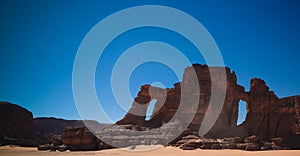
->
117;64;300;140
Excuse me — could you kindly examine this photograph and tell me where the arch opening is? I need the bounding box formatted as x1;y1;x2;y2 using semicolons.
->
237;100;247;125
146;99;157;121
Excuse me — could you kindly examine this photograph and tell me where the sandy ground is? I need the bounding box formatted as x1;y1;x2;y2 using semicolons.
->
1;145;300;156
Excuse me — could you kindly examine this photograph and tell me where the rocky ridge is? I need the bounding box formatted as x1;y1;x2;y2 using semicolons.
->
118;64;300;140
49;64;299;151
1;64;300;151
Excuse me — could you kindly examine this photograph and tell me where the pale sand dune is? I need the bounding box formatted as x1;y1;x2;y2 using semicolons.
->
1;145;300;156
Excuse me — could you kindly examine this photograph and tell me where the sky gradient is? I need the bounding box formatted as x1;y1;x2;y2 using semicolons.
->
0;0;299;124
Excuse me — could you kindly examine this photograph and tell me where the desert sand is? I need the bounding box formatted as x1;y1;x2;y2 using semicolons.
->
1;145;300;156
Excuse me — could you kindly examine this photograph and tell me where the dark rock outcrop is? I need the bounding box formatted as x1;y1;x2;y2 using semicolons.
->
34;117;111;144
61;127;99;151
0;102;38;146
57;145;68;151
51;135;63;146
37;144;50;151
0;102;111;148
175;135;292;151
240;79;300;140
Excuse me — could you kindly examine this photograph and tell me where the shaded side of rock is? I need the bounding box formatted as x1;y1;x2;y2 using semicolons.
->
61;127;98;151
0;102;39;147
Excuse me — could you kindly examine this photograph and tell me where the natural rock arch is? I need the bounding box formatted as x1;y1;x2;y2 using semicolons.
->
117;64;300;140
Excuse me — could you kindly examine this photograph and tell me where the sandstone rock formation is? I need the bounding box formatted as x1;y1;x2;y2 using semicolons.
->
117;64;246;138
175;135;285;151
117;64;300;143
2;64;300;151
34;117;109;144
61;127;100;151
240;79;300;140
0;102;110;148
0;102;38;146
34;64;300;150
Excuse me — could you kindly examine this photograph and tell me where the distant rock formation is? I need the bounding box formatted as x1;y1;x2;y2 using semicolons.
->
34;117;109;144
34;117;86;140
0;102;110;147
0;102;38;146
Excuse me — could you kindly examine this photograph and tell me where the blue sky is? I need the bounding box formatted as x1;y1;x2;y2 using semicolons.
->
0;0;299;124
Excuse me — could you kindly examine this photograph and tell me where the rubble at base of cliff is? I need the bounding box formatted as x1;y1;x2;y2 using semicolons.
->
175;135;295;151
36;123;300;152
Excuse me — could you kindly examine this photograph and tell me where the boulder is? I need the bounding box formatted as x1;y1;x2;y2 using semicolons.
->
271;138;283;146
51;135;63;146
222;137;244;144
260;142;273;150
245;143;260;151
180;145;196;150
200;139;218;149
179;139;202;150
61;127;98;151
244;135;259;143
49;144;58;151
227;143;237;149
58;145;68;152
182;135;200;140
200;143;212;149
211;143;222;149
236;143;248;150
37;144;50;151
272;145;282;150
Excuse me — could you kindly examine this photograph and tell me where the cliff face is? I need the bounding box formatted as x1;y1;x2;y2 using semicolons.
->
0;102;38;146
241;79;300;139
117;64;300;140
0;102;110;146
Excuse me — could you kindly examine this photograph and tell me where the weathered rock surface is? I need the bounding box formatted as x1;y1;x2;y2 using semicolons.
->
2;64;300;151
245;143;260;151
37;144;50;151
61;127;99;151
51;135;63;146
240;79;300;140
0;102;38;146
272;138;283;146
117;64;246;138
34;117;110;144
117;64;300;141
175;135;291;151
95;121;185;148
115;64;300;150
57;144;68;152
0;102;111;149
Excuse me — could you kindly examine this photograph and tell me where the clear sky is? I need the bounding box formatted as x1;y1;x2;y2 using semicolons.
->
0;0;299;124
